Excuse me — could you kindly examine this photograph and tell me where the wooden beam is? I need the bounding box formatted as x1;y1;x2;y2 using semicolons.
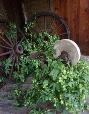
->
3;0;25;30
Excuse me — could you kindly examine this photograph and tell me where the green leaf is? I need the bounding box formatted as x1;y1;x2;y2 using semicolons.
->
43;80;48;88
50;69;59;81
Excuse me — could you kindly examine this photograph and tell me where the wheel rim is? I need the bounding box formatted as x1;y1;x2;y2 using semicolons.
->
28;12;70;39
0;23;25;79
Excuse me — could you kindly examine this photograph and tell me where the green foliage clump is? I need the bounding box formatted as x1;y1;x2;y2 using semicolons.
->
6;23;17;39
22;32;59;57
0;56;35;83
2;23;89;114
23;59;89;113
12;56;35;82
13;58;89;113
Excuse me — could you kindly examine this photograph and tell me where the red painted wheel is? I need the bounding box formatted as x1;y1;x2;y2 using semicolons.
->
28;11;70;39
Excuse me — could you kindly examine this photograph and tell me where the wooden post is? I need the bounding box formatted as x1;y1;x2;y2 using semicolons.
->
2;0;25;30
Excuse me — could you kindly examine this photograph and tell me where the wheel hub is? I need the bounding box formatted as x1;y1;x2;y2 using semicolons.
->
15;44;23;55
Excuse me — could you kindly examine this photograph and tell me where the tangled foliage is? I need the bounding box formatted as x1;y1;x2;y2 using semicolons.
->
1;23;89;114
14;32;89;113
13;57;89;113
27;59;89;113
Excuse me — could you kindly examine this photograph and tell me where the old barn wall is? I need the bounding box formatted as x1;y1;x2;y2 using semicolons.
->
24;0;51;18
53;0;89;55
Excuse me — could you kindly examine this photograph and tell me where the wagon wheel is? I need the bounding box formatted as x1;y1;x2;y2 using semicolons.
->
27;11;70;39
0;21;25;79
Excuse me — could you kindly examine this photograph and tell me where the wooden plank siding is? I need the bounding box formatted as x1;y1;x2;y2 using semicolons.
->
53;0;89;55
79;0;89;55
1;0;89;55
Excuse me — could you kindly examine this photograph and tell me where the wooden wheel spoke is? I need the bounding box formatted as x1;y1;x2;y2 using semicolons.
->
0;44;12;49
0;34;12;47
18;38;23;45
50;22;57;30
57;23;64;30
0;51;12;57
15;30;18;44
4;34;14;46
49;18;64;32
53;22;64;31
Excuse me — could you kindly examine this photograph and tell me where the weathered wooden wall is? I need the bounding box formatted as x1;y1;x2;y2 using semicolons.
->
53;0;89;55
24;0;50;18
